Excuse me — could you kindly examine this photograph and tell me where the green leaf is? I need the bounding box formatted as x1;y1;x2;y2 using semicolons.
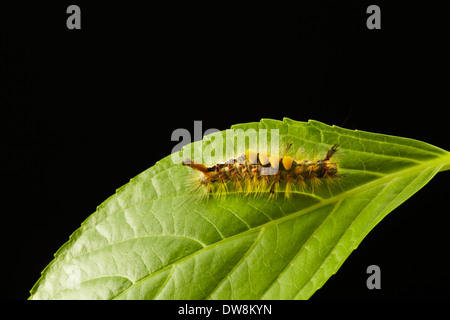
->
29;118;450;300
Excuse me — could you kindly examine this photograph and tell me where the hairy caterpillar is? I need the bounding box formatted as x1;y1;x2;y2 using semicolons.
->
182;144;339;200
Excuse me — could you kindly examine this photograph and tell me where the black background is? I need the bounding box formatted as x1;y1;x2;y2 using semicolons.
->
2;1;450;301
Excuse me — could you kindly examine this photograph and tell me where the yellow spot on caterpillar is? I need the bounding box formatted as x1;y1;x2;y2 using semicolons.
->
269;155;280;169
282;156;293;170
246;149;257;164
258;152;270;165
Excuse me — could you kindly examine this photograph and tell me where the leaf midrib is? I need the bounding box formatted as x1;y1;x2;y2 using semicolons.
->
111;153;450;300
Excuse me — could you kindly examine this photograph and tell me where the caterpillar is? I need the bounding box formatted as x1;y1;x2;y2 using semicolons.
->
182;144;339;200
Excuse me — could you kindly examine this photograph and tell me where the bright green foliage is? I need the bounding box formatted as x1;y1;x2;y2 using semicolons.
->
29;119;450;300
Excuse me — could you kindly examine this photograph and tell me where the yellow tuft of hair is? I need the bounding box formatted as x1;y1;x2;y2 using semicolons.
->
258;151;270;165
269;155;280;170
245;149;258;164
309;173;321;192
285;179;293;200
214;179;228;200
259;176;269;194
282;156;293;170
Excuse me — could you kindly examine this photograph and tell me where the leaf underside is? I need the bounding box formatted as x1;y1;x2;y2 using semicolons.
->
29;118;450;300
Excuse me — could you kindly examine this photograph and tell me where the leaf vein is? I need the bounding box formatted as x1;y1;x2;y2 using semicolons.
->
260;199;343;299
204;227;265;299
